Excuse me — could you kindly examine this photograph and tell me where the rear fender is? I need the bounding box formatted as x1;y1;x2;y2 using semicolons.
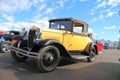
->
85;43;98;55
91;43;98;55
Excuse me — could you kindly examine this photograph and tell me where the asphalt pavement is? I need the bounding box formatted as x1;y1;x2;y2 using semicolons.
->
0;49;120;80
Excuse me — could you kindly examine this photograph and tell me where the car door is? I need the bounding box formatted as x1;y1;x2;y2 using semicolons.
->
63;33;88;51
63;26;90;51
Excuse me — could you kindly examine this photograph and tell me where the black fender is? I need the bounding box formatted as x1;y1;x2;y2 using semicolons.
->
85;42;98;55
32;39;71;58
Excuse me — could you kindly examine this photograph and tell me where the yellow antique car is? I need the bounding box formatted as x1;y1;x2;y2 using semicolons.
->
11;18;98;72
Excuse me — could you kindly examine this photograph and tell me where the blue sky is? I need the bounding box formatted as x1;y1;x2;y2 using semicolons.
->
0;0;120;41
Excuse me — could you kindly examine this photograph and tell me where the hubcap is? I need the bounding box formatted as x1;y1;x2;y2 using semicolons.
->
42;49;57;67
2;43;11;52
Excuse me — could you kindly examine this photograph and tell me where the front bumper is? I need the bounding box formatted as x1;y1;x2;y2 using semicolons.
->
11;46;39;59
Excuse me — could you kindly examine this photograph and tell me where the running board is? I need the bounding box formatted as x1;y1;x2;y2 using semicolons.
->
11;46;38;59
71;55;89;60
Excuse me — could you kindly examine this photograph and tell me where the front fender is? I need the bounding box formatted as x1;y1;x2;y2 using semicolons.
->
32;39;71;58
37;39;61;46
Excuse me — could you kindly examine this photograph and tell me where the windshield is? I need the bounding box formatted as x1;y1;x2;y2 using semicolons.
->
49;21;72;31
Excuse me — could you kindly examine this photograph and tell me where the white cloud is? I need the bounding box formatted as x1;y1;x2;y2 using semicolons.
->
90;9;94;15
114;32;117;34
101;32;104;34
104;25;117;30
0;27;9;31
106;11;115;17
58;0;68;7
0;17;49;31
91;17;97;22
97;0;101;3
90;1;107;16
0;0;31;13
79;0;87;2
46;8;53;14
35;17;49;28
93;33;98;36
0;22;13;31
91;15;105;22
0;22;33;31
96;1;107;9
88;28;93;33
37;4;46;12
90;0;120;20
107;0;120;7
32;0;45;4
2;14;14;22
33;14;42;20
95;0;120;9
117;35;120;38
98;14;104;20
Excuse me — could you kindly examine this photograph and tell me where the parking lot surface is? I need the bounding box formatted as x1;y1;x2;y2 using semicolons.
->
0;50;120;80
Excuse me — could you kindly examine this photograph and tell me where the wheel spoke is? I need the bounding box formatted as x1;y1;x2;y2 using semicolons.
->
42;49;57;67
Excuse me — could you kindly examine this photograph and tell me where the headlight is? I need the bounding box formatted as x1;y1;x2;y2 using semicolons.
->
29;26;42;43
35;28;42;39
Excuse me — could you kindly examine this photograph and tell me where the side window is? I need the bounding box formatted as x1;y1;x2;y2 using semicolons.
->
61;25;65;29
73;27;83;33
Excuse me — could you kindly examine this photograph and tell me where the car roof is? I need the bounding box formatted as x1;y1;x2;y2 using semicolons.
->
49;18;88;26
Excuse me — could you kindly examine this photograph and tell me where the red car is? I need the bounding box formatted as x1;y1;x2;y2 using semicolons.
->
96;41;103;54
0;30;5;34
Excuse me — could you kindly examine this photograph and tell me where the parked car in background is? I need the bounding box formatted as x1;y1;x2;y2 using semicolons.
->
0;30;5;34
103;43;114;49
95;41;103;54
0;30;20;53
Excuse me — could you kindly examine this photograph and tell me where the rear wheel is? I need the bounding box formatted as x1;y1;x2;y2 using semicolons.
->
87;47;96;62
0;41;12;53
37;45;60;72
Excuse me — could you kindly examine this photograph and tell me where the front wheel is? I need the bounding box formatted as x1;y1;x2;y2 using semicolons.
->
37;45;60;72
87;47;96;62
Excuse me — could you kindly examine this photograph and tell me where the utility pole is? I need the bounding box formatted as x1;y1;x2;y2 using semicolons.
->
118;11;120;49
